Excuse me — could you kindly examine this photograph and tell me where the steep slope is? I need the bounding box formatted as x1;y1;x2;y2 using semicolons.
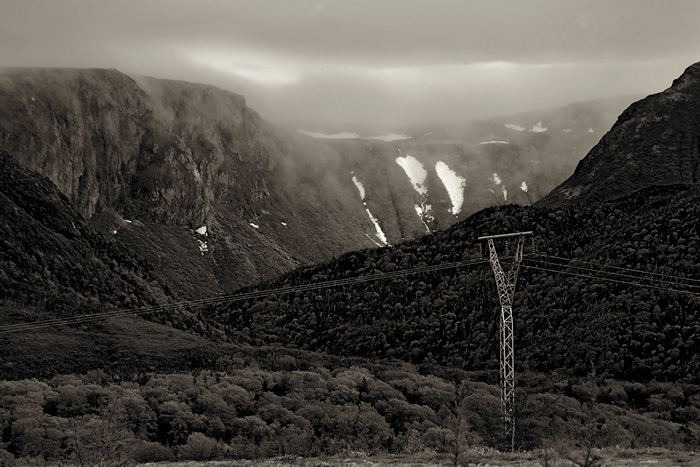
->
0;149;167;311
0;149;269;379
0;68;375;294
211;184;700;383
540;62;700;206
0;67;634;294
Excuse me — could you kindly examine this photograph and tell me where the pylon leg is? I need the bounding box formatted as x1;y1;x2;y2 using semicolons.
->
501;305;515;451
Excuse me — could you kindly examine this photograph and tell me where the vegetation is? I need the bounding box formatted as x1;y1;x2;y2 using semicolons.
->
3;151;700;462
0;357;693;465
209;184;700;384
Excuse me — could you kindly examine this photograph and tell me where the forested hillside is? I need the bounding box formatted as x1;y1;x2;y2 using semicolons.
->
211;184;700;384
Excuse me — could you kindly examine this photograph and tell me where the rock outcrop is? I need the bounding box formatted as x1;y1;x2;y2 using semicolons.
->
539;62;700;207
0;67;632;294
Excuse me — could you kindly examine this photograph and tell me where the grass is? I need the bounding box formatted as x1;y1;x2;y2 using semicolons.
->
136;448;698;467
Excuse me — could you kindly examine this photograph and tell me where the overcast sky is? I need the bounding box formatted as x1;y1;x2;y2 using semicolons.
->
2;0;700;129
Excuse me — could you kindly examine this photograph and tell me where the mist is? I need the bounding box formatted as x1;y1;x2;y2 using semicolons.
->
1;0;699;131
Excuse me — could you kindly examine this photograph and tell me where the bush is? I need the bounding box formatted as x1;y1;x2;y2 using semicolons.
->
178;432;226;461
131;440;174;463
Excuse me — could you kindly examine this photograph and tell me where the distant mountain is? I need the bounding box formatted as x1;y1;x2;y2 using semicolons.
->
540;62;700;206
0;68;634;294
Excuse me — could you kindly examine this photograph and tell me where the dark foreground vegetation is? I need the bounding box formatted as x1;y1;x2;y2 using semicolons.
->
0;353;696;466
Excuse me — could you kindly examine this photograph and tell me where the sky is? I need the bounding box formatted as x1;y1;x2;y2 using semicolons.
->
1;0;700;130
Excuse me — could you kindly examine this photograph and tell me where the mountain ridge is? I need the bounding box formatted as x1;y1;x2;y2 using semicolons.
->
0;67;632;293
539;61;700;207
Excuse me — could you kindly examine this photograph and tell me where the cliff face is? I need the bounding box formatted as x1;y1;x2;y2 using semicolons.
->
539;62;700;207
0;67;632;294
0;68;377;294
0;149;169;309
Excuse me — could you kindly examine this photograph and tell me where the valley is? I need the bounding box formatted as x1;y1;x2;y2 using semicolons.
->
1;61;700;465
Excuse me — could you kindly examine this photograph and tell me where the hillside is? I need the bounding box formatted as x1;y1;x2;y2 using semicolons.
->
0;67;633;294
2;184;699;463
210;184;700;383
2;63;700;462
0;149;167;312
540;61;700;206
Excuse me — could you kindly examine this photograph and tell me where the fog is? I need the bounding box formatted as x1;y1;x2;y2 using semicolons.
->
1;0;699;130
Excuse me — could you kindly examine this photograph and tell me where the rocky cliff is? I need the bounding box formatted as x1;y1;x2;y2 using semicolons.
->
539;62;700;207
0;67;632;294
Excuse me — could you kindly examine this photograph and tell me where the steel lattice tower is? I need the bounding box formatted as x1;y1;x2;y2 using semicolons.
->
478;231;532;451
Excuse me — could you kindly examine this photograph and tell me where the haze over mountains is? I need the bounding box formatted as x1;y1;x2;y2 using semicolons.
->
0;67;636;296
2;59;700;462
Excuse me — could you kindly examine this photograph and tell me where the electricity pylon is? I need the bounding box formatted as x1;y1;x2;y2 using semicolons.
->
477;231;532;452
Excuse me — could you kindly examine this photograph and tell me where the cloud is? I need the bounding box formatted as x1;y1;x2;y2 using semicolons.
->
183;48;303;86
1;1;700;128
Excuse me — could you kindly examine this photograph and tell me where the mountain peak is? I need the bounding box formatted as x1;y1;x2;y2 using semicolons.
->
539;61;700;207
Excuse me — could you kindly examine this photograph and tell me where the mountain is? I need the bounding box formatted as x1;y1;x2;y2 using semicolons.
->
2;65;700;462
0;67;634;294
540;62;700;206
0;149;168;311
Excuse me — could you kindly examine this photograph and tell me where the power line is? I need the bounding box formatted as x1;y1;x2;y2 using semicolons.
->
523;263;700;298
4;248;699;334
525;255;700;293
530;253;700;287
0;258;489;333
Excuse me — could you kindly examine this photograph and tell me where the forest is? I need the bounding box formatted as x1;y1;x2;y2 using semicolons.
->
2;183;700;464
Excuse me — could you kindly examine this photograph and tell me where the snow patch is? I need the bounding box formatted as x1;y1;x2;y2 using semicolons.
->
505;123;525;131
196;225;207;236
530;121;548;133
365;233;383;247
563;129;572;133
414;205;431;233
395;151;428;196
351;174;366;200
397;149;433;228
588;128;594;133
112;229;117;235
249;223;259;229
365;208;388;245
281;221;287;227
520;181;528;193
478;140;509;145
489;173;507;202
298;130;411;142
124;219;132;224
197;239;208;254
435;161;466;215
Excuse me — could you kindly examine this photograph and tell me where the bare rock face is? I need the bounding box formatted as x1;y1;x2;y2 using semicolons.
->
0;69;379;294
539;62;700;207
0;67;633;294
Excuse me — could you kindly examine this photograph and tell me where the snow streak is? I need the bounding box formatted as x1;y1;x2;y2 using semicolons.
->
351;173;366;200
396;149;433;228
435;161;466;215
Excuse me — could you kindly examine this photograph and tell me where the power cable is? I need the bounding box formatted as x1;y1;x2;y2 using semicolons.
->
0;258;489;333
